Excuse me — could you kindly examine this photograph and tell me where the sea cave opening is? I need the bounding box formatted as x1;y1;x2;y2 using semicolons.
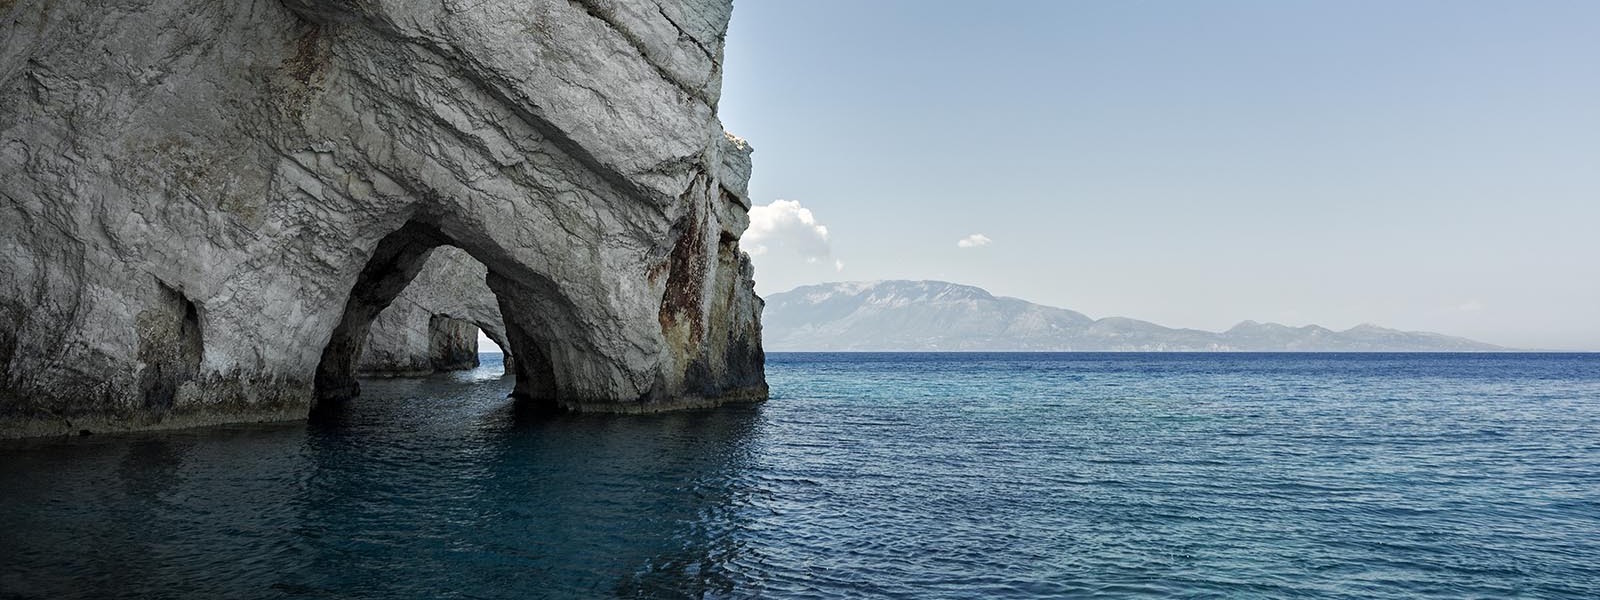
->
311;218;568;415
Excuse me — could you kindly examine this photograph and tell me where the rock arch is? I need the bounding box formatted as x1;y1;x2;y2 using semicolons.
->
356;246;514;377
312;217;601;411
0;0;766;437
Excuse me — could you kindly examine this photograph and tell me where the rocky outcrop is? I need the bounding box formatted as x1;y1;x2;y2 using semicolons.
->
356;247;510;376
0;0;767;438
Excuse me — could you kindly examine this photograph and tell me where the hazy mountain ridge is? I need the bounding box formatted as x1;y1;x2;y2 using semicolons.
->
762;281;1506;352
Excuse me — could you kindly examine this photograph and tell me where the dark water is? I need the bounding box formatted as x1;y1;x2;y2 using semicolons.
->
3;353;1599;599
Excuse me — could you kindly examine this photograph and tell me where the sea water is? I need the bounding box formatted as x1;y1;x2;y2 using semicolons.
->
2;353;1597;598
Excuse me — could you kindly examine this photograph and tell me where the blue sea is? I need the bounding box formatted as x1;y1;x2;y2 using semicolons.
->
2;353;1598;599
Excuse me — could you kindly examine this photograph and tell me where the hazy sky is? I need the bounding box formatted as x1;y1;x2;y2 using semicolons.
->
716;0;1600;350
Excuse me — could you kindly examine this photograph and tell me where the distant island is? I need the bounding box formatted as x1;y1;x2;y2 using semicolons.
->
762;280;1506;352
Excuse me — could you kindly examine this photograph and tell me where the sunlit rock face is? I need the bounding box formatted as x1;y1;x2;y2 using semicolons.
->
0;0;767;437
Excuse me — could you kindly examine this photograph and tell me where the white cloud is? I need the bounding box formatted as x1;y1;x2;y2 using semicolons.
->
957;233;992;248
834;259;845;272
1457;300;1485;312
743;199;833;261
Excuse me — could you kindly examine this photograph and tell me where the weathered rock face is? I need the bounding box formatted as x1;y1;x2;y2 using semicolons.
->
356;247;509;376
0;0;767;437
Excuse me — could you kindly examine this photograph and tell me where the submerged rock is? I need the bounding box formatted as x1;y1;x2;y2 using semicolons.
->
0;0;767;437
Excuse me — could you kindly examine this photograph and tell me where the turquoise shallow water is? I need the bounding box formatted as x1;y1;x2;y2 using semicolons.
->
2;352;1598;599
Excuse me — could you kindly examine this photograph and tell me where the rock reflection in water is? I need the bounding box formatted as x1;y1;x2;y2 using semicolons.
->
7;353;1599;599
1;357;765;599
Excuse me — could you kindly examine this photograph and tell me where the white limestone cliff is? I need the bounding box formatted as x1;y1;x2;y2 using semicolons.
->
0;0;767;437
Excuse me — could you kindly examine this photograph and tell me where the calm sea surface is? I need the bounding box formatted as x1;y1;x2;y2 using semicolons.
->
2;353;1598;599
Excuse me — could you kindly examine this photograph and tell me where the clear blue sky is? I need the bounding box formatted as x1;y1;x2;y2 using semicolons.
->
716;0;1600;350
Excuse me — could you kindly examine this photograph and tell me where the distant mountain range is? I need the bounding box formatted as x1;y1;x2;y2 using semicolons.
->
761;280;1506;352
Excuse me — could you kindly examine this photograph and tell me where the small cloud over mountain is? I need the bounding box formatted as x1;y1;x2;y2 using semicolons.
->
742;199;844;292
957;233;992;248
744;199;833;262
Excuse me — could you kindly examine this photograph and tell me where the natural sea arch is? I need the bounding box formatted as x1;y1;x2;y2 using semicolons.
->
314;219;585;414
0;0;766;437
352;246;518;379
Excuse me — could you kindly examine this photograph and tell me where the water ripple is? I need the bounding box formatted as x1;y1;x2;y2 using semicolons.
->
2;353;1599;598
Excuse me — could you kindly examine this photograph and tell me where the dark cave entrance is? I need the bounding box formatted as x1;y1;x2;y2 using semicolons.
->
312;219;565;413
137;282;204;415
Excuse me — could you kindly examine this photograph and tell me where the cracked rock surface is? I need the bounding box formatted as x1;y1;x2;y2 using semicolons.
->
0;0;766;437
